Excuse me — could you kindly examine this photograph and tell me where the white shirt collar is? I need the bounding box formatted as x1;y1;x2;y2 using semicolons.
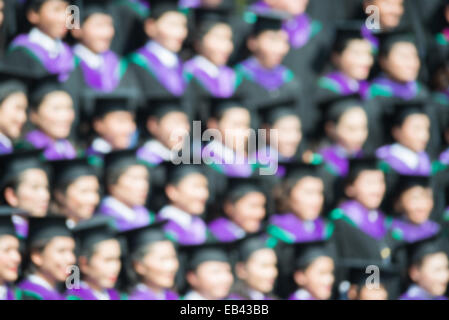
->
29;27;63;58
390;143;419;169
28;274;55;291
184;290;207;300
92;137;113;154
104;196;137;221
146;41;179;68
295;288;313;300
159;205;193;229
0;284;7;300
248;288;265;300
73;44;104;69
0;132;12;149
193;55;220;78
144;139;173;161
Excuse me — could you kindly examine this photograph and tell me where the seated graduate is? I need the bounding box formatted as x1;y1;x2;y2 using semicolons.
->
0;207;23;300
202;97;255;178
318;95;369;177
0;150;50;238
182;242;234;300
228;233;278;300
128;0;189;99
208;177;267;243
121;221;179;300
0;69;30;155
400;235;449;300
137;97;190;167
65;217;122;300
98;149;155;231
157;163;209;245
184;7;238;122
234;10;301;113
18;217;76;300
288;240;336;300
376;102;432;176
6;0;75;81
48;158;100;228
85;92;138;164
18;76;77;161
67;0;139;94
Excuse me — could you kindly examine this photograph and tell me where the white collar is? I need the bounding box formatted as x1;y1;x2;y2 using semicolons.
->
73;44;104;69
136;283;165;299
144;139;173;161
92;137;113;154
146;41;179;68
28;274;55;291
248;288;265;300
29;27;63;57
184;290;207;300
295;288;313;300
0;284;6;300
390;143;419;169
193;55;220;78
0;132;12;149
205;140;239;164
159;205;193;229
103;196;137;221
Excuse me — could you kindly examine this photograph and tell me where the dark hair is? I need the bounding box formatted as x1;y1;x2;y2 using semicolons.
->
273;178;298;214
105;166;130;188
23;237;54;277
123;243;153;293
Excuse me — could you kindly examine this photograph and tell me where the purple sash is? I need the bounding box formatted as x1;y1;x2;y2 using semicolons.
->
288;289;316;300
361;25;379;51
376;145;431;176
18;279;65;300
6;286;16;300
391;218;440;243
321;71;370;98
283;14;312;49
25;130;77;160
201;143;254;178
371;76;419;100
400;285;448;300
136;145;165;166
0;140;13;154
439;148;449;165
237;57;291;91
320;145;363;176
128;285;178;300
208;217;246;242
10;34;74;82
65;284;120;300
269;213;328;243
158;214;207;245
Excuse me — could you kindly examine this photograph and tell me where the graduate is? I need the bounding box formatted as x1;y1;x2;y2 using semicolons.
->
318;95;369;177
288;240;336;301
65;217;122;300
208;177;267;243
85;92;138;164
48;158;100;228
128;0;189;99
121;221;179;300
67;0;139;94
376;102;432;176
18;76;77;161
6;0;75;81
97;149;155;231
0;150;50;238
0;207;23;300
0;69;29;155
234;10;302;114
183;242;234;300
202;97;255;178
18;216;76;300
400;236;449;300
157;163;209;245
228;233;278;300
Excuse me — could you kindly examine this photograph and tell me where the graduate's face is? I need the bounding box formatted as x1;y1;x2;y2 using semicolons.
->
357;285;388;300
200;23;233;67
0;92;28;140
0;235;21;283
381;42;420;83
145;12;188;53
77;13;115;54
393;114;430;153
334;107;368;153
151;112;190;150
217;108;251;153
226;192;266;233
295;256;335;300
27;0;69;39
347;170;385;210
94;111;136;150
189;261;233;299
82;239;121;289
60;176;100;222
110;165;149;207
32;236;76;283
334;39;373;80
167;173;209;214
237;249;278;294
411;253;449;296
289;177;324;221
398;186;433;225
368;0;404;29
32;91;74;140
10;169;50;217
200;0;223;8
137;241;179;289
0;0;4;26
272;115;302;159
249;30;290;69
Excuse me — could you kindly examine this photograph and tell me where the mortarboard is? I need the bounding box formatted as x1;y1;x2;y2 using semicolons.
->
47;157;98;191
347;157;382;180
281;162;323;182
0;67;34;102
27;216;72;246
119;221;169;254
249;9;289;36
294;239;336;271
0;206;25;236
257;97;298;126
29;75;68;109
209;96;245;119
378;28;417;56
145;97;185;120
182;241;232;271
405;234;448;267
318;94;365;123
72;216;118;255
224;176;266;204
104;149;141;175
78;0;113;22
0;150;46;189
193;7;230;28
235;231;271;262
391;101;427;127
395;175;432;197
161;161;207;186
148;0;182;19
91;93;136;119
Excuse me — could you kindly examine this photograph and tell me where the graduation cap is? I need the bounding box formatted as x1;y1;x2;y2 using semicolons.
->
294;239;336;271
27;216;72;246
209;96;245;119
0;150;46;189
145;97;185;120
91;92;137;119
405;234;449;267
395;175;432;197
182;241;232;271
29;75;68;109
47;158;98;191
161;161;207;186
333;20;366;53
235;231;271;262
257;98;298;126
250;9;289;36
391;101;427;127
0;67;33;102
78;0;113;22
318;94;365;123
72;216;118;255
281;162;323;181
224;176;266;204
378;28;417;57
193;7;231;27
0;206;23;236
347;157;382;181
119;221;168;255
148;0;182;19
103;149;141;175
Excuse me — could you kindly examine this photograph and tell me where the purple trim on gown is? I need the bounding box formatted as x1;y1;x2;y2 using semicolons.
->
18;279;65;300
269;213;329;242
320;145;363;176
390;218;440;243
376;144;431;176
208;217;247;242
128;285;178;300
288;289;317;300
400;285;448;300
370;76;419;100
157;213;208;245
237;57;291;91
136;144;166;166
439;148;449;165
0;140;13;154
321;71;370;99
25;130;77;160
65;283;120;300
